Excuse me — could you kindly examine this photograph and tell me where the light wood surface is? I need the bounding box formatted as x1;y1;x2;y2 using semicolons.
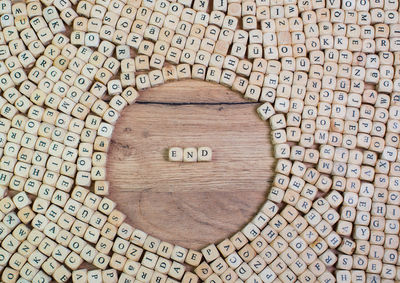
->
107;80;274;250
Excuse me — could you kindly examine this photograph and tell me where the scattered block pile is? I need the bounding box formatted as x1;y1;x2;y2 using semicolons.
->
0;0;398;282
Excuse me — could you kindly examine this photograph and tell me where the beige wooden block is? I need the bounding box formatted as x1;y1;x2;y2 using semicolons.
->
121;87;139;105
168;261;185;280
225;253;243;272
185;249;203;266
216;239;235;258
123;259;140;277
162;65;178;82
126;244;144;261
17;206;35;224
65;251;83;270
0;197;16;214
95;235;113;254
42;257;60;275
149;70;165;87
136;74;151;91
31;270;52;283
141;236;159;254
194;261;212;280
130;229;148;247
192;64;207;80
108;209;126;227
82;194;101;212
53;265;72;283
72;269;88;283
0;247;11;267
183;147;197;162
170;245;188;264
220;268;238;282
102;269;118;283
93;253;111;270
169;147;183;162
237;244;256;264
182;272;199;283
155;256;171;274
19;262;39;280
235;262;253;280
201;244;220;262
197;147;212;161
280;205;299;224
87;269;102;283
177;64;192;80
136;265;154;282
228;3;241;17
67;235;86;255
94;180;110;196
94;136;110;153
12;191;31;209
12;224;29;243
110;253;128;271
157;241;173;258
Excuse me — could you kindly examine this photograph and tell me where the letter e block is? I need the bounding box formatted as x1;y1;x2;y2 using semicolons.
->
168;147;183;162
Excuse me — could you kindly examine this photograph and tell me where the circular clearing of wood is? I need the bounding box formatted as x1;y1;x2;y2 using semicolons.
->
107;82;271;249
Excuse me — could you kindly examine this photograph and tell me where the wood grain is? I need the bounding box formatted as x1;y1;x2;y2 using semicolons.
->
107;80;274;250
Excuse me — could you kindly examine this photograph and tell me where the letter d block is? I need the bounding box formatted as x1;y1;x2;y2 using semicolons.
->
198;147;212;162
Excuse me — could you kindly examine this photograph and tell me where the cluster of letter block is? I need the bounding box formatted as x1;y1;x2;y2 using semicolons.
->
168;147;212;162
0;0;400;282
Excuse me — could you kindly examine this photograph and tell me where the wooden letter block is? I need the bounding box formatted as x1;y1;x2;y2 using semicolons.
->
169;147;183;162
183;147;197;162
197;147;212;162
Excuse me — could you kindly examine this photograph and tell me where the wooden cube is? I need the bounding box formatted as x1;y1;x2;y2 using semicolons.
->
197;147;212;162
183;147;197;162
201;244;219;262
168;147;183;162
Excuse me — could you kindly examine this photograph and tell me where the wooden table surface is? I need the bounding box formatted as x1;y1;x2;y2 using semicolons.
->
107;80;274;251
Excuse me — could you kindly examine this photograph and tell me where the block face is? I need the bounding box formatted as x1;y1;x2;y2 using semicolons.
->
197;147;212;162
168;147;183;162
183;148;198;162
